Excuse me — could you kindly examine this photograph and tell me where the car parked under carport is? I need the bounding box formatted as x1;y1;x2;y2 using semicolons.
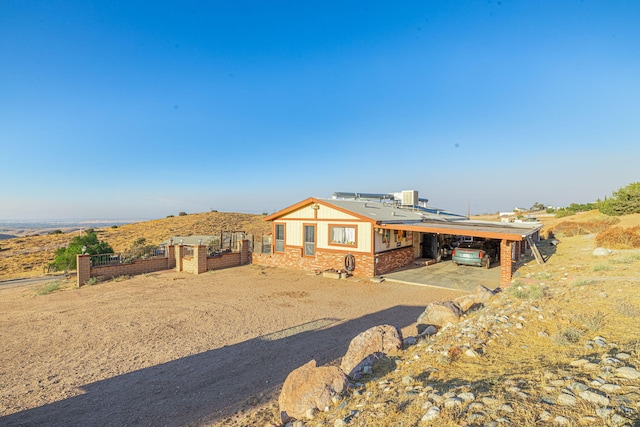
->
452;239;500;269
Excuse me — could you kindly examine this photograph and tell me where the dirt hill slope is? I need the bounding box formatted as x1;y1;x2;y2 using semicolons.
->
0;211;271;280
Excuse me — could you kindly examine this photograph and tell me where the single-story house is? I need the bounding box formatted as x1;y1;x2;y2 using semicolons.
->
253;192;543;285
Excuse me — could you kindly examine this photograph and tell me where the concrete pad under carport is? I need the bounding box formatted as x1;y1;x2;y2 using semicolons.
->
380;260;501;292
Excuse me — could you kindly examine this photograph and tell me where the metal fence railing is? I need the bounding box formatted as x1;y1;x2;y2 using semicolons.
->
91;247;167;267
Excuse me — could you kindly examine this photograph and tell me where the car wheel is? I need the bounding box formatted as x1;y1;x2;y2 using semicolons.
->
483;256;490;269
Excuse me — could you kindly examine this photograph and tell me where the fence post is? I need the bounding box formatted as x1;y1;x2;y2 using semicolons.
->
194;245;207;274
240;240;249;265
175;244;183;272
77;254;91;287
167;245;176;269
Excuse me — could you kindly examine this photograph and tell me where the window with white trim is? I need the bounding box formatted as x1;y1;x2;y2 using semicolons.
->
329;225;356;246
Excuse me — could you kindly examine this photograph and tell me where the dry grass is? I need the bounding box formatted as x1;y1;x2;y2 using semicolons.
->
301;213;640;427
596;225;640;249
306;269;640;426
549;217;619;237
0;211;271;280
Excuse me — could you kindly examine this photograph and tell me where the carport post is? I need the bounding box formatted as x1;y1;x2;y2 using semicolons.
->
499;239;514;286
76;254;91;287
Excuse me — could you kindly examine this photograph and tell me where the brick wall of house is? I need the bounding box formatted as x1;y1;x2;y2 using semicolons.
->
252;248;376;277
374;246;415;276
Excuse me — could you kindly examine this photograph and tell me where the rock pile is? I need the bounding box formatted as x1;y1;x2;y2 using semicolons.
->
279;324;403;423
279;278;640;426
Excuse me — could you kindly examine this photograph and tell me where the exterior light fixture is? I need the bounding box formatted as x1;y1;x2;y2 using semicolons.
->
169;238;174;245
81;245;87;254
198;239;202;245
180;239;184;245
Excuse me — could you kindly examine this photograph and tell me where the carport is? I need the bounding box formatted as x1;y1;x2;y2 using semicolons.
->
376;220;542;286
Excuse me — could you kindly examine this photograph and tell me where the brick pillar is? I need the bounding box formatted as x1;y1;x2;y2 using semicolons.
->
240;240;249;265
167;245;176;269
500;239;513;286
194;245;207;274
77;254;91;287
175;245;183;272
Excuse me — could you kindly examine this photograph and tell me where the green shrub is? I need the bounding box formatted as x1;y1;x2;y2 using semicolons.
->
178;211;188;216
49;230;113;271
598;182;640;216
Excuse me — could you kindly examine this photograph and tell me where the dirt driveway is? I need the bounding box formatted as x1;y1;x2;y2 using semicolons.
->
0;265;461;427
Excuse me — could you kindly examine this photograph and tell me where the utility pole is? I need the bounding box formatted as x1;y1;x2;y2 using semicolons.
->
467;200;470;219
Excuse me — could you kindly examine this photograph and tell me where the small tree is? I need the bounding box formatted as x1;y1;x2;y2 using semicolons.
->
49;230;113;271
127;238;158;259
599;182;640;216
529;202;546;212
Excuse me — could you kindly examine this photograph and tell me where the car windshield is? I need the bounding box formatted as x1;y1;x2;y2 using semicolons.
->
459;242;484;249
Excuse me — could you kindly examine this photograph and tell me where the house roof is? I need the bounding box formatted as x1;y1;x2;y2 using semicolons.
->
265;197;542;241
378;219;542;240
323;199;437;223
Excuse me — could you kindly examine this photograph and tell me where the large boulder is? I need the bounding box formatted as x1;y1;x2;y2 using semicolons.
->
593;247;612;257
340;324;403;379
279;360;348;422
455;285;501;312
417;301;463;328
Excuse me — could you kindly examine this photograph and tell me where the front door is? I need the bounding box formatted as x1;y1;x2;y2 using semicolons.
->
304;225;315;257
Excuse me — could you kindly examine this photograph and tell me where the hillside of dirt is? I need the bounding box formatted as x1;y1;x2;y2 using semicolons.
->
0;211;271;280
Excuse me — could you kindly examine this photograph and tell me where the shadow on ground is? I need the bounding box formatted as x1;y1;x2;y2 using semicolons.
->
1;305;424;427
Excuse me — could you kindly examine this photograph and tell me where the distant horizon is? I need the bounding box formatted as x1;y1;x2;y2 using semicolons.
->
0;195;603;224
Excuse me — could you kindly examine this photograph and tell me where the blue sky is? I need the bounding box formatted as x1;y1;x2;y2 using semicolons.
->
1;1;639;219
